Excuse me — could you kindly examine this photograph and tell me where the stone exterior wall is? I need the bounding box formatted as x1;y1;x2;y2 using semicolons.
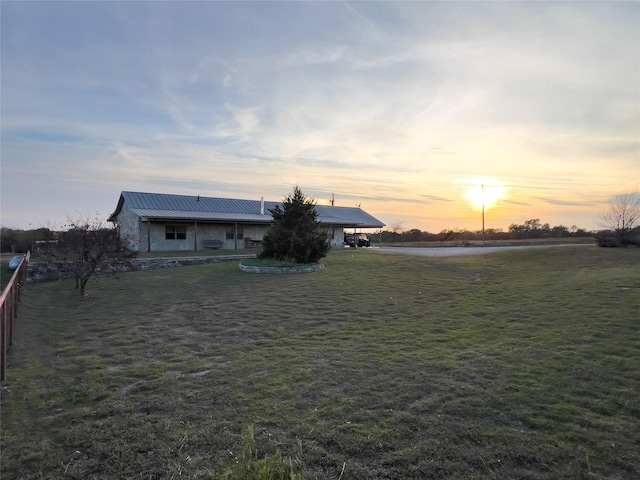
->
114;202;345;252
126;221;344;252
147;221;193;252
144;222;272;252
326;226;346;248
115;203;143;251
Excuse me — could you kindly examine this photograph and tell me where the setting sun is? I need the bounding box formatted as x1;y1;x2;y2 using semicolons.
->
463;179;509;211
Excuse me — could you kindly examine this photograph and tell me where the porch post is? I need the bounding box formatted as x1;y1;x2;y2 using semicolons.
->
147;220;151;253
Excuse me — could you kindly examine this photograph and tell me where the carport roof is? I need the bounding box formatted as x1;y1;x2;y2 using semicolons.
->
109;191;385;228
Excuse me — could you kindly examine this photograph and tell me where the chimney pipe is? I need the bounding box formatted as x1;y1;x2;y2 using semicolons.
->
261;196;264;215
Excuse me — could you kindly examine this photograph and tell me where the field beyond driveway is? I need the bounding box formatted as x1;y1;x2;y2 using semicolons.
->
1;246;639;479
373;244;590;257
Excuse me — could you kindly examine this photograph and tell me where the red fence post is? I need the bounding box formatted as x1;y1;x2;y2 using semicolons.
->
1;302;7;381
1;254;29;381
9;285;16;346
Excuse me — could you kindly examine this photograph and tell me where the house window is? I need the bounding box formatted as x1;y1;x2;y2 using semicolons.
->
225;226;243;240
166;225;187;240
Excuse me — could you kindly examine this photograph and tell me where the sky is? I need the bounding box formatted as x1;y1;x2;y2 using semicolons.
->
1;1;639;233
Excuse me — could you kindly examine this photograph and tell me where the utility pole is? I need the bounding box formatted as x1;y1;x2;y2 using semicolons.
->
482;184;485;238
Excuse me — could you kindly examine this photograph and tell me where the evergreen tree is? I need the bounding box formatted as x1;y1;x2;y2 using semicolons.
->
259;187;330;264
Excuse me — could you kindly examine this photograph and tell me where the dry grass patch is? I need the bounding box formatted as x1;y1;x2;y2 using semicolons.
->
1;246;639;479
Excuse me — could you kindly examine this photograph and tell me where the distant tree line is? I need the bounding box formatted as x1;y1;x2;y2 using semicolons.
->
372;219;594;244
0;218;597;255
1;227;56;253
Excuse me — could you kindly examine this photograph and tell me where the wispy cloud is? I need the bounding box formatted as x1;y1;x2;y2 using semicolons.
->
1;1;638;231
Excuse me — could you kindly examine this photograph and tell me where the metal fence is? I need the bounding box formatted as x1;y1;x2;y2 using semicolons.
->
1;253;29;381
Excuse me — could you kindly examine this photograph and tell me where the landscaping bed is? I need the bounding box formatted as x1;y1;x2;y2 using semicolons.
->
239;258;324;274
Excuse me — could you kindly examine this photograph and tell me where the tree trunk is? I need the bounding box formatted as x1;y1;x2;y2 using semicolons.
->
79;276;90;296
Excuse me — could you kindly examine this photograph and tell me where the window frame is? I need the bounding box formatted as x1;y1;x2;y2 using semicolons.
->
165;225;187;240
225;225;244;240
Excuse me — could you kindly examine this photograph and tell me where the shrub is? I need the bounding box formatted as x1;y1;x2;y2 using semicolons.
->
595;231;620;247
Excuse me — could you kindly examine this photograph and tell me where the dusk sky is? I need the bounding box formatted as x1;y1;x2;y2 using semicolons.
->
1;1;639;233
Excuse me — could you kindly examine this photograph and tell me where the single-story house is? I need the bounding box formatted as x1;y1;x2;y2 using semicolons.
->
108;191;385;252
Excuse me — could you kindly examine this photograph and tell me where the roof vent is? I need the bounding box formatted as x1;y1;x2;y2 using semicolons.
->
261;196;264;215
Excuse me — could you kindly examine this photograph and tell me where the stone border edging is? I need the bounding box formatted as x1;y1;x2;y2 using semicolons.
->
238;262;324;274
27;255;252;283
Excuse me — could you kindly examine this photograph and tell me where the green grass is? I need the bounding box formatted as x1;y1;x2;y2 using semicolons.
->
1;246;639;479
217;425;303;480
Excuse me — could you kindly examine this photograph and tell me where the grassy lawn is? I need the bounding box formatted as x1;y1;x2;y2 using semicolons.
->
1;246;639;479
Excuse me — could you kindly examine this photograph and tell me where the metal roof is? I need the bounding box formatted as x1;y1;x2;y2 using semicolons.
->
109;191;385;228
129;209;273;223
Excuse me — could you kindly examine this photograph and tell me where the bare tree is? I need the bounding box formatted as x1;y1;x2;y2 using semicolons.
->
390;220;404;243
41;215;137;295
598;191;640;246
